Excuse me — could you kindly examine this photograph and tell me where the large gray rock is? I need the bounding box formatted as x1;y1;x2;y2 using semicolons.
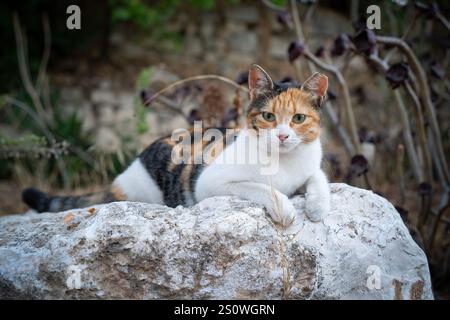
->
0;183;433;299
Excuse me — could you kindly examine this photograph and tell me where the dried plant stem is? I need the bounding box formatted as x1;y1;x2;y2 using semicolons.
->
418;194;432;233
293;61;304;83
363;172;372;190
428;196;450;254
13;13;48;123
303;49;361;154
392;90;424;183
155;96;188;119
9;12;69;189
404;81;433;183
436;11;450;32
258;2;272;67
260;0;286;12
401;13;417;40
5;96;70;189
396;144;406;206
290;0;357;156
369;54;425;183
5;97;53;140
290;0;305;42
322;101;355;156
376;36;449;183
428;129;449;191
36;13;51;94
144;75;247;106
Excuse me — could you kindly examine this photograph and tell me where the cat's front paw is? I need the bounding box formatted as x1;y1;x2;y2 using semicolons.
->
267;193;296;227
305;194;330;222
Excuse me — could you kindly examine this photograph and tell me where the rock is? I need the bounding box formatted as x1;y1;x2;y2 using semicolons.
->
59;87;84;105
228;31;258;55
0;184;433;299
147;66;180;91
91;88;117;106
226;5;259;25
270;36;290;60
94;126;121;152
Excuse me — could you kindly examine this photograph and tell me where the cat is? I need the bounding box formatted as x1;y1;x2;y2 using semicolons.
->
22;64;331;226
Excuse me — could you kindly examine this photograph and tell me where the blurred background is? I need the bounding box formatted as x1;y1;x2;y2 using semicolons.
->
0;0;449;298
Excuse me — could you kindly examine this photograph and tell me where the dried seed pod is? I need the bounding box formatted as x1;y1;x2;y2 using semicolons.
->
417;182;433;197
287;41;304;62
386;62;410;89
350;154;369;176
331;34;350;57
351;29;377;56
276;11;290;28
235;71;248;85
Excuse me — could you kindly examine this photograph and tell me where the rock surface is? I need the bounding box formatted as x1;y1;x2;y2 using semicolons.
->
0;183;433;299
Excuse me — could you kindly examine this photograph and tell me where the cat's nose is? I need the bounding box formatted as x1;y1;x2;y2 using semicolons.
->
277;134;289;142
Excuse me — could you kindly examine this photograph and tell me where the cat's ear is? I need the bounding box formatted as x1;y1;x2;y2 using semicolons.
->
301;72;328;106
248;64;274;100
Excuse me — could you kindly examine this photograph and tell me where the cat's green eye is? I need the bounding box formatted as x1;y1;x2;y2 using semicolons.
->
292;114;306;124
262;112;276;122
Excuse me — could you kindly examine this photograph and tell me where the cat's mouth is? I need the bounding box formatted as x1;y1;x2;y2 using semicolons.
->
277;141;298;153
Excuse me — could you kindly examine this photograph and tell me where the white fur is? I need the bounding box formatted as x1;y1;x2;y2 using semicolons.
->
195;128;330;226
113;159;164;204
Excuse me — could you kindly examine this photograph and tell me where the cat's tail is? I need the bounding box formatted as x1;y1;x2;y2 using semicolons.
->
21;187;115;213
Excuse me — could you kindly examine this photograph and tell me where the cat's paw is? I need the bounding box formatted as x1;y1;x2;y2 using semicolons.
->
305;194;330;222
267;193;297;227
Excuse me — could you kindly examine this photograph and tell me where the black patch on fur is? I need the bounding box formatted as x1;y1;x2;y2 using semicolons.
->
139;128;234;207
139;137;183;207
22;187;50;213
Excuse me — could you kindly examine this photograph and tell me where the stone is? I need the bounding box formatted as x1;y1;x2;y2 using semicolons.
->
228;32;258;55
270;36;290;60
94;126;121;152
226;5;259;25
91;88;117;106
0;184;433;299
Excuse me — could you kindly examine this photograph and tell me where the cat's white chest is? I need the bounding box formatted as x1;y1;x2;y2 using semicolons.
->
268;156;314;196
195;131;323;200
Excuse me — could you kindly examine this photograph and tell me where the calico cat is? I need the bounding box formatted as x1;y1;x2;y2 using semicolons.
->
22;65;330;226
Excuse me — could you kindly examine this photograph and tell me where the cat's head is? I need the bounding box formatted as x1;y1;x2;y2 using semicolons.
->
246;64;328;153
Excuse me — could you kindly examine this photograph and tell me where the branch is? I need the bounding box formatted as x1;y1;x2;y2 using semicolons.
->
428;195;450;254
144;75;248;106
260;0;286;12
303;49;361;154
404;81;432;182
5;96;70;188
322;100;355;155
435;10;450;32
290;0;357;156
428;128;449;191
376;35;449;183
393;90;424;183
155;96;189;122
36;13;51;94
367;53;424;183
13;13;48;122
396;144;406;206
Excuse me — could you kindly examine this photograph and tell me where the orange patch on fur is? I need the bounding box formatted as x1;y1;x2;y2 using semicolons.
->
162;137;177;146
111;184;127;201
247;88;321;142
